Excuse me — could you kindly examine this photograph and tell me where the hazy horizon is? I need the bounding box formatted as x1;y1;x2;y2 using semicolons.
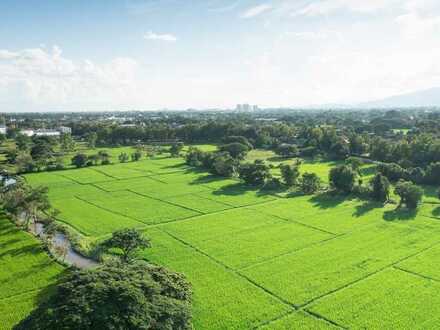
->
1;0;440;112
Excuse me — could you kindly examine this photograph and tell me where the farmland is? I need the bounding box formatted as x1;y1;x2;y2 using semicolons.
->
0;215;64;330
2;153;440;329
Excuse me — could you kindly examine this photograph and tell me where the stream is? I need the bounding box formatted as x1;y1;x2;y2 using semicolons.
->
3;176;98;269
31;222;98;269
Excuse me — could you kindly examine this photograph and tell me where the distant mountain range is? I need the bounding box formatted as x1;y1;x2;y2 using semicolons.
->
357;87;440;108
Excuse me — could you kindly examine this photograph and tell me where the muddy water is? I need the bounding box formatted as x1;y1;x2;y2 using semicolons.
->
32;222;98;269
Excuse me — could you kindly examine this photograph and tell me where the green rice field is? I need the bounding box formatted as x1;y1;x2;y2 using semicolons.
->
0;215;64;330
2;153;440;329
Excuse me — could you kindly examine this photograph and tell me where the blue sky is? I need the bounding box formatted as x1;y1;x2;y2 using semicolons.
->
1;0;440;111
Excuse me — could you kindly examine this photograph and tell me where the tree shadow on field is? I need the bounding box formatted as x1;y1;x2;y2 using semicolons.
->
383;207;417;222
162;163;190;170
421;185;440;203
353;201;382;217
0;243;42;259
359;166;376;177
267;156;290;162
310;192;348;209
212;183;248;196
189;173;224;185
432;206;440;218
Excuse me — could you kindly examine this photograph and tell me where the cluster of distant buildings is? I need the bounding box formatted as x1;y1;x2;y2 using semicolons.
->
0;125;72;137
20;126;72;137
235;104;260;112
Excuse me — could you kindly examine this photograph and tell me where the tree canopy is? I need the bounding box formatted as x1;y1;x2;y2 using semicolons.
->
15;262;192;330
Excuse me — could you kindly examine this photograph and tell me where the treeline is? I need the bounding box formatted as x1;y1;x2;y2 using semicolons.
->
377;162;440;185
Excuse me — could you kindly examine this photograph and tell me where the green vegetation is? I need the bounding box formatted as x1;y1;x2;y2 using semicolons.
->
0;215;64;329
2;140;440;329
16;262;192;330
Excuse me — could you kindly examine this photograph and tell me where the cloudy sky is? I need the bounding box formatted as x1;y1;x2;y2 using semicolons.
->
1;0;439;111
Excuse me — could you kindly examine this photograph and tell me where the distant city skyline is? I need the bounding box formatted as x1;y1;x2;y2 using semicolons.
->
1;0;440;111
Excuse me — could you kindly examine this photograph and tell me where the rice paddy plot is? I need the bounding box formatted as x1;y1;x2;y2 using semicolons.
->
85;190;200;225
144;157;190;174
51;197;144;236
190;219;333;269
46;182;104;201
142;228;291;330
155;170;214;184
59;168;114;184
201;178;241;190
94;176;168;193
0;216;63;302
162;208;284;245
90;164;154;179
419;202;440;220
251;196;387;234
167;194;233;214
241;219;440;307
0;292;41;330
260;311;338;330
397;244;440;280
130;182;211;199
196;183;278;207
24;172;74;187
307;268;440;329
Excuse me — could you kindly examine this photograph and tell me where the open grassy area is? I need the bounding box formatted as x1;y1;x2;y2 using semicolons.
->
5;153;440;329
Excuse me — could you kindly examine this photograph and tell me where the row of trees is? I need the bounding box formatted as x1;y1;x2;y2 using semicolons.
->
328;163;425;209
377;162;440;185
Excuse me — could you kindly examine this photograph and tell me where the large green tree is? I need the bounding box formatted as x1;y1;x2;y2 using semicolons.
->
15;262;192;330
370;173;390;203
329;165;357;193
395;180;423;209
280;164;300;187
239;160;271;186
103;228;151;263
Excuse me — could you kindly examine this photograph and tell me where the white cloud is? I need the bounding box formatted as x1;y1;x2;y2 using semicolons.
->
240;4;272;18
396;13;440;38
0;46;141;110
144;31;177;42
292;0;398;17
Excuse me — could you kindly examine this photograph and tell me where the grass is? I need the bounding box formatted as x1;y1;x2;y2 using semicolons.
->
0;215;64;329
12;152;440;329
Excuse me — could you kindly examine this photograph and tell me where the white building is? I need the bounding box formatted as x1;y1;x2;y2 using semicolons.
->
20;129;35;137
58;126;72;134
34;129;61;137
0;125;6;135
19;126;71;137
